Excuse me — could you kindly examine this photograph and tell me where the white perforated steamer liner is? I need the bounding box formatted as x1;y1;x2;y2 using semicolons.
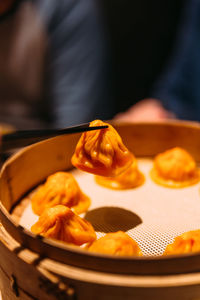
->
19;158;200;256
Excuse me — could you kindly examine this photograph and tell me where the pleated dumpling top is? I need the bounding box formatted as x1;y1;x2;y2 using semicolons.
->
71;120;134;177
31;172;90;215
31;205;96;246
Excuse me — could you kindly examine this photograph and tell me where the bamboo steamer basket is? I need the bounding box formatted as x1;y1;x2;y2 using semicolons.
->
1;121;200;299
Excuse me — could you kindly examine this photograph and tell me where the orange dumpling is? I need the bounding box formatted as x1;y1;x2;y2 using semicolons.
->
87;231;142;256
95;160;144;190
150;147;200;188
71;120;134;177
31;205;96;245
164;230;200;255
31;172;90;215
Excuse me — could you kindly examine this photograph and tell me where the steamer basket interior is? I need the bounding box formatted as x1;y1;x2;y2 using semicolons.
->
1;121;200;276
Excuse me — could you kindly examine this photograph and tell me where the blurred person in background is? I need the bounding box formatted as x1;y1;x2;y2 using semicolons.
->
0;0;113;129
101;0;200;123
1;0;200;132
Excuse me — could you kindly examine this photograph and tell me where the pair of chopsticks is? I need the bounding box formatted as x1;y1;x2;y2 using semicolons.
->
1;123;108;152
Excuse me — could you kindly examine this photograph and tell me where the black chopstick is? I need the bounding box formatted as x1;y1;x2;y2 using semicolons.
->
1;123;108;152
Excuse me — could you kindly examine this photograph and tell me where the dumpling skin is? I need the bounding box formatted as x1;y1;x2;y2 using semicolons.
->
95;160;145;190
150;147;200;188
71;120;134;177
31;172;90;215
87;231;142;256
31;205;96;245
164;230;200;255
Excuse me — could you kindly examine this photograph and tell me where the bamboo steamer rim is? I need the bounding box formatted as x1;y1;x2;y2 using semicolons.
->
1;120;200;276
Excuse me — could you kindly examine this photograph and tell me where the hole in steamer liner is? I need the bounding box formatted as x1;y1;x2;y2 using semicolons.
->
84;206;142;233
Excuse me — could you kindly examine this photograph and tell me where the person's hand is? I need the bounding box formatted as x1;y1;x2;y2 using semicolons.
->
114;98;175;122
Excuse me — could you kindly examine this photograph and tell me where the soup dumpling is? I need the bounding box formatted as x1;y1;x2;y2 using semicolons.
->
31;172;90;215
87;231;142;256
164;230;200;255
95;160;144;190
71;120;134;177
31;205;96;246
150;147;200;188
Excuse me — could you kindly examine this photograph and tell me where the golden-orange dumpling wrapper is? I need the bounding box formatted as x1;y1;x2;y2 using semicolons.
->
31;205;96;246
150;147;200;188
87;231;142;256
31;172;90;215
71;120;134;177
164;230;200;255
95;160;144;189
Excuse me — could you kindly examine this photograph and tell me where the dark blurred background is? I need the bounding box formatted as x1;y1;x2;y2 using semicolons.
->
1;0;198;129
100;0;185;113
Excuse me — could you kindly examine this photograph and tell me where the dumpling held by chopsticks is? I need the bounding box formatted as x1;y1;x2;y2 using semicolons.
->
71;120;134;177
